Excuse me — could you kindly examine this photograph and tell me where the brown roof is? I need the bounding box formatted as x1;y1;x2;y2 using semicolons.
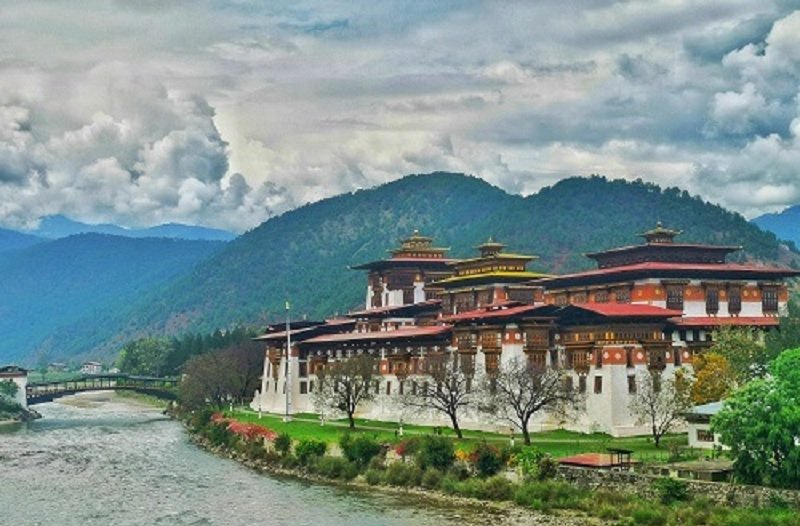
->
669;316;780;327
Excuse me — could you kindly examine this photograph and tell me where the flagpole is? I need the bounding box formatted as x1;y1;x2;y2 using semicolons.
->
284;300;292;422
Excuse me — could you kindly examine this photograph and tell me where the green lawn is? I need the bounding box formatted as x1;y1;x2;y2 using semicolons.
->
225;408;692;463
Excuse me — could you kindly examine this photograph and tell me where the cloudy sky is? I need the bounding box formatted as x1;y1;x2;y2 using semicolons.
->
1;1;799;232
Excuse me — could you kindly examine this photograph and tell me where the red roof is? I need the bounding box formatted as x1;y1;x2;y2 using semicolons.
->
669;316;780;327
558;453;629;468
303;325;452;344
575;303;683;318
585;243;740;258
441;303;541;322
545;262;800;281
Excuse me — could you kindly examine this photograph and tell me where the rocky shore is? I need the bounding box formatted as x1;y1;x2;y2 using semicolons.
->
187;431;600;526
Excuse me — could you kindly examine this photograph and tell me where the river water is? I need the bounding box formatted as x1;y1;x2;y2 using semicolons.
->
0;393;534;526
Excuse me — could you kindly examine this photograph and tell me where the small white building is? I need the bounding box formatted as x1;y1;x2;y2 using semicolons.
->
0;365;29;409
80;361;103;375
686;401;726;450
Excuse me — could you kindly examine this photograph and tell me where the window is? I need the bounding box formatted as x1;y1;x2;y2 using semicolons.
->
564;376;574;392
594;290;609;303
594;376;603;394
696;429;715;443
386;381;391;395
398;380;404;395
763;288;779;314
578;375;587;393
615;288;631;304
572;292;587;304
728;286;741;315
300;381;308;394
373;380;380;394
653;374;662;393
705;288;719;315
626;348;634;368
627;376;636;394
666;285;684;311
309;381;314;393
299;361;308;377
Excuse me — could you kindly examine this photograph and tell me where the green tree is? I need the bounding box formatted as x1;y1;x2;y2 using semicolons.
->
0;380;18;399
710;327;770;383
766;299;800;357
713;348;800;488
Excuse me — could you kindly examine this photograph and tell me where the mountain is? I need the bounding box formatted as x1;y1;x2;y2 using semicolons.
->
0;228;43;254
95;173;796;347
753;205;800;247
24;215;236;241
0;234;224;364
5;172;794;364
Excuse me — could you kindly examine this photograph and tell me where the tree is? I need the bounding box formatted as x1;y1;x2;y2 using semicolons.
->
400;352;473;438
710;326;769;383
766;299;800;358
480;356;578;445
713;348;800;488
313;353;378;429
629;370;692;448
0;380;18;399
690;352;736;404
178;342;263;410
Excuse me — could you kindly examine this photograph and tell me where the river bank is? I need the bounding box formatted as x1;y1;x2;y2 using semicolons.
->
186;409;800;526
188;431;596;526
1;394;594;526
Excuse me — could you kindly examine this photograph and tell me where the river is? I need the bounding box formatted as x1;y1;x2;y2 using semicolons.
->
0;393;548;526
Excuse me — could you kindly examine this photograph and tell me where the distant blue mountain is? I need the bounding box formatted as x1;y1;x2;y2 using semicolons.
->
22;215;236;241
753;205;800;247
0;228;43;254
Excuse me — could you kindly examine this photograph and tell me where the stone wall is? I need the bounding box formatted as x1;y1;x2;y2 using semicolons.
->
558;465;800;508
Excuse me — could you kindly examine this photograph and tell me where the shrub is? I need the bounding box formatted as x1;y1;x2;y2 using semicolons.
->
188;408;215;431
536;456;559;480
242;439;269;461
280;454;299;469
364;468;383;485
382;462;423;487
447;461;470;481
480;475;514;501
315;456;349;479
274;433;292;456
653;477;689;504
513;480;586;510
416;435;455;471
439;475;460;495
471;442;503;478
340;433;383;467
630;505;667;526
420;468;443;489
295;439;327;466
206;422;234;447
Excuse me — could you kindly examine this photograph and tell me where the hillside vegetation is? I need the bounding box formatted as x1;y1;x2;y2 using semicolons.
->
0;234;223;363
1;172;793;364
109;173;793;342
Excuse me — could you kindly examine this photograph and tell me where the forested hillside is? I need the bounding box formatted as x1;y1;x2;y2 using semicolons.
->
4;172;794;364
0;234;224;363
103;173;794;347
753;205;800;247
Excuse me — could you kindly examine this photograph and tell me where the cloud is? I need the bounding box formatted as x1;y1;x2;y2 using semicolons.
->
1;1;800;231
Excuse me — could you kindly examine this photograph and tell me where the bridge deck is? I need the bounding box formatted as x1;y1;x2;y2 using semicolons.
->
26;375;179;405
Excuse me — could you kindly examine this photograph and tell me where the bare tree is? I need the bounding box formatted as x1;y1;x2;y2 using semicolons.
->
481;356;579;445
179;343;263;410
313;353;378;429
628;370;692;448
400;352;473;438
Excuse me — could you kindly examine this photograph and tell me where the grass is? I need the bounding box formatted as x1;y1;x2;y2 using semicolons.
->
226;408;693;462
26;371;83;383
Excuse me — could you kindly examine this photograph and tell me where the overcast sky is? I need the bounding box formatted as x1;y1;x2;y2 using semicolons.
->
1;1;799;232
